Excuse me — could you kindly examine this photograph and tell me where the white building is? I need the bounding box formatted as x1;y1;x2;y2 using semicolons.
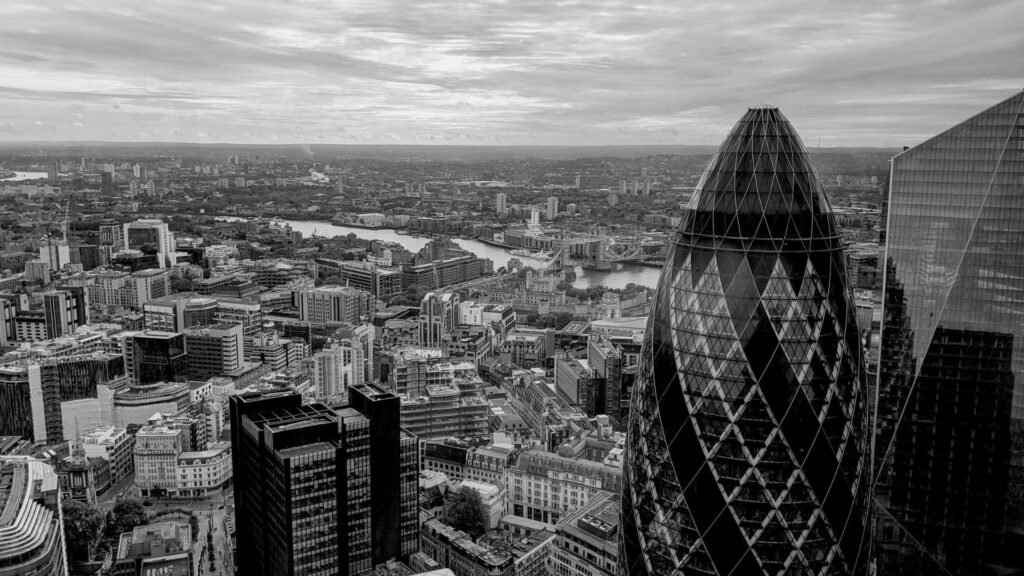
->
80;425;134;483
175;441;232;498
123;219;175;268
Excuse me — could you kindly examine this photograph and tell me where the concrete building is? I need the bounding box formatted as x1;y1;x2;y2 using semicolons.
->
174;441;231;498
111;521;192;576
551;492;619;576
112;382;191;427
400;384;490;442
123;219;175;268
302;339;366;400
546;197;559;221
184;322;243;380
294;285;375;324
0;457;68;576
496;193;507;216
506;450;622;526
133;419;190;496
420;519;553;576
80;425;135;483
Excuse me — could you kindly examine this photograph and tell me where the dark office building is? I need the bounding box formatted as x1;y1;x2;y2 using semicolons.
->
620;107;871;576
124;331;188;385
230;384;418;576
873;90;1024;575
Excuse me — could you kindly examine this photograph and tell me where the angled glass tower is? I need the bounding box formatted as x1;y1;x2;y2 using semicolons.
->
874;90;1024;574
620;107;871;576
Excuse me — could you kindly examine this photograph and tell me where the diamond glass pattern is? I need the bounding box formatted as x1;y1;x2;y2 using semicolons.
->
620;107;871;576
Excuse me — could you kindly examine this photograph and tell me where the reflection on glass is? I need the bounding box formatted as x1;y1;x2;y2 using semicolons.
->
874;90;1024;575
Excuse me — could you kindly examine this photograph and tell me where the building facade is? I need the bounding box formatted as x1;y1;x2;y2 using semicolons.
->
230;384;418;576
874;90;1024;574
620;107;870;575
0;457;68;576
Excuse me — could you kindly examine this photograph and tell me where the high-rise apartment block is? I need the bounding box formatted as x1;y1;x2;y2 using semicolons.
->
230;384;418;576
496;192;508;215
546;196;559;220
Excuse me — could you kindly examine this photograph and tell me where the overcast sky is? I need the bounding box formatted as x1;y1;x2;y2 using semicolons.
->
0;0;1020;147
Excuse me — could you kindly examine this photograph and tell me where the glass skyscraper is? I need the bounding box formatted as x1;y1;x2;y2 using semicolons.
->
874;90;1024;574
620;107;871;575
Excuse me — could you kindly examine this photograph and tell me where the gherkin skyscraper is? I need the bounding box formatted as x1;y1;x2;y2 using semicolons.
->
620;107;870;576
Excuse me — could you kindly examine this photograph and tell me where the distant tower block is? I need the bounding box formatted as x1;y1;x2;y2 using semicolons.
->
620;180;627;195
631;180;639;195
575;174;581;189
337;176;344;195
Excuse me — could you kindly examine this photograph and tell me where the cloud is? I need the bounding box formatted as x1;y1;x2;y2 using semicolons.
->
0;0;1020;145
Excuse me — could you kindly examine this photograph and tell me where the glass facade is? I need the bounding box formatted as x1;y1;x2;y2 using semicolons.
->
874;90;1024;574
620;107;870;575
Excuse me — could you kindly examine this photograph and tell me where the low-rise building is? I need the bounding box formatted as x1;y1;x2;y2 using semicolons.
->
81;425;135;482
551;491;619;576
175;441;231;498
505;450;622;527
421;519;553;576
111;521;193;576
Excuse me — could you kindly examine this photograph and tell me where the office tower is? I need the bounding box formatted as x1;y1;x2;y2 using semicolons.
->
619;180;627;195
873;90;1024;574
132;163;141;178
146;180;156;197
230;384;418;576
123;219;175;268
0;457;69;576
546;196;559;220
46;160;58;185
575;174;581;189
294;285;375;325
530;209;540;227
337;176;344;196
129;180;138;197
123;331;188;385
620;107;870;576
496;192;508;215
420;291;459;348
184;322;243;380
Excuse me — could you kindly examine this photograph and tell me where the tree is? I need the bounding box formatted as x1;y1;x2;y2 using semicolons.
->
105;499;149;537
446;487;486;539
170;277;193;293
63;500;104;565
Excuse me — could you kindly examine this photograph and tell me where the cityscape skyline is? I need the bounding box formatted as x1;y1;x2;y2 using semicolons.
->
0;0;1021;147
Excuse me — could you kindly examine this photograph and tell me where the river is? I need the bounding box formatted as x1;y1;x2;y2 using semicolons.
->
0;171;48;182
277;219;665;289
